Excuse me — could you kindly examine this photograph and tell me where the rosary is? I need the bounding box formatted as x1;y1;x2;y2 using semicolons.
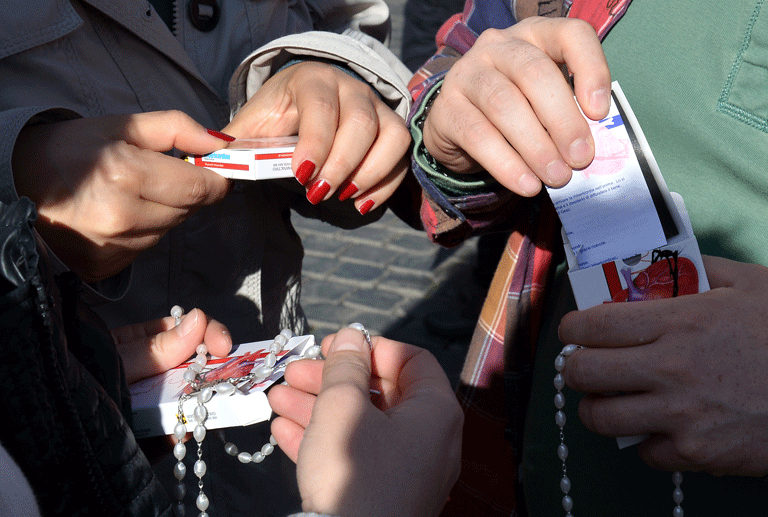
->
167;305;373;517
555;345;684;516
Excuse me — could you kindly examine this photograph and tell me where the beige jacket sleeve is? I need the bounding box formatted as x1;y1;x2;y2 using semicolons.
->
228;29;413;120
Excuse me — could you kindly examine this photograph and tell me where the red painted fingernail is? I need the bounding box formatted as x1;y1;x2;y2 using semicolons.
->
295;160;315;185
358;199;375;215
206;129;236;142
306;179;331;205
337;180;359;201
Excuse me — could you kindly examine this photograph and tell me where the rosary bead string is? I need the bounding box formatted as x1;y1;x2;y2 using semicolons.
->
555;344;684;517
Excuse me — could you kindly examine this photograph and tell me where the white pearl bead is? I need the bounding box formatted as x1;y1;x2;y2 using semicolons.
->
279;329;293;340
556;411;566;428
173;461;186;480
193;405;207;423
194;459;206;478
237;452;251;463
673;487;684;504
269;342;282;354
269;435;277;446
561;344;579;356
554;373;565;391
196;344;208;356
174;422;187;440
554;392;565;409
562;495;573;512
215;382;235;395
348;322;365;332
190;362;204;374
264;352;276;368
554;355;565;372
673;507;684;517
274;334;289;347
194;355;207;369
256;365;273;378
252;452;264;463
198;387;213;403
173;502;185;517
224;443;238;456
557;444;569;461
673;471;683;485
304;345;321;359
560;475;571;494
171;305;184;319
261;443;274;456
193;424;206;443
196;493;209;511
199;512;209;517
173;442;186;460
184;369;197;383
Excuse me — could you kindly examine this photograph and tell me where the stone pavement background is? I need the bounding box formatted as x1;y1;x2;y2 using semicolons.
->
291;0;485;387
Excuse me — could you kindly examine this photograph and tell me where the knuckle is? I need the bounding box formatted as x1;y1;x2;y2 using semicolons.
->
566;18;599;39
186;176;209;205
387;122;412;151
346;106;379;135
162;109;189;126
306;95;338;121
673;433;710;465
474;27;505;47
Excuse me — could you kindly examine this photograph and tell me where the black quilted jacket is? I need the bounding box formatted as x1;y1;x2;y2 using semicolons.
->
0;198;172;516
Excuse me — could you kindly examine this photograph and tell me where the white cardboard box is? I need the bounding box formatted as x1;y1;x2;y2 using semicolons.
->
129;334;315;438
554;84;710;448
185;136;298;181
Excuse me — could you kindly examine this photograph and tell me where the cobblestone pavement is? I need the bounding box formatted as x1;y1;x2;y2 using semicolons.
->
293;211;486;387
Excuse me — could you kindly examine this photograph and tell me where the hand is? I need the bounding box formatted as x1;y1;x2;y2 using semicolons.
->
112;307;232;385
423;16;611;196
224;61;411;213
267;329;463;517
115;307;232;463
558;255;768;476
12;111;233;282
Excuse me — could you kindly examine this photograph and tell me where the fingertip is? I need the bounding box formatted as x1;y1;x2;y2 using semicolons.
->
544;159;572;187
588;87;611;119
328;328;368;354
270;417;301;463
517;172;543;196
568;137;594;169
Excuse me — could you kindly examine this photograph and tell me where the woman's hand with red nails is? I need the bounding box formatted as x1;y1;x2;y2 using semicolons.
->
224;61;411;213
267;330;463;517
12;111;233;282
423;17;611;197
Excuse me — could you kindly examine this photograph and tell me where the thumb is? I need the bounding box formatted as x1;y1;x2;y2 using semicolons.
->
118;110;236;155
320;327;372;394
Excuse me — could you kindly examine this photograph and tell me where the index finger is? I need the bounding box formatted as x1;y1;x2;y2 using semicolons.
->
117;110;234;155
291;69;341;184
558;297;679;348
